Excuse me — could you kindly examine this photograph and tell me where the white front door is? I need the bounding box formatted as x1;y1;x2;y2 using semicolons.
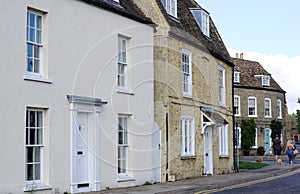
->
204;126;213;175
76;112;89;189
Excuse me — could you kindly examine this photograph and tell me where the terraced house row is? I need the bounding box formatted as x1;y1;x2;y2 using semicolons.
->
2;0;281;193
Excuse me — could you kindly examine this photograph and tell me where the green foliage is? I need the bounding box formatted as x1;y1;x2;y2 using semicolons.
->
241;119;256;151
143;181;153;186
239;161;269;169
270;119;282;139
297;110;300;133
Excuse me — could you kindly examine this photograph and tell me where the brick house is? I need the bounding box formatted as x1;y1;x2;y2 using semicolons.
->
132;0;234;181
233;54;287;155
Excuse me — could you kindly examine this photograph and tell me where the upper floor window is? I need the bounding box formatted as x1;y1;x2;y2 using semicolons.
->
277;99;282;119
190;8;210;37
264;98;272;118
234;95;240;116
234;71;240;83
218;66;226;106
161;0;177;18
248;96;257;117
182;50;192;96
27;10;43;77
181;116;195;156
118;36;128;88
262;75;270;86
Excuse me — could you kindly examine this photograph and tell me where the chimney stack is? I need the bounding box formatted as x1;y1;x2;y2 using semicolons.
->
240;53;244;59
236;53;239;58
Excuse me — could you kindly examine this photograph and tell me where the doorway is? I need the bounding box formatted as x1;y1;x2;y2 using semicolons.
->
204;126;213;175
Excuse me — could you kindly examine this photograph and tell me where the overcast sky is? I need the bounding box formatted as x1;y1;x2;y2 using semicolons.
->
196;0;300;113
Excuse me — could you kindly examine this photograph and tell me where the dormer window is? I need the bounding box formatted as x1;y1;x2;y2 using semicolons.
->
161;0;177;18
262;75;270;86
234;71;240;83
190;8;210;37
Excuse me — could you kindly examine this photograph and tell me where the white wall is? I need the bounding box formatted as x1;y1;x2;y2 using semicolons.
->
0;0;154;193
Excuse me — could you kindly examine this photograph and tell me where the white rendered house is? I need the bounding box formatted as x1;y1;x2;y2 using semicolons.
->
0;0;156;193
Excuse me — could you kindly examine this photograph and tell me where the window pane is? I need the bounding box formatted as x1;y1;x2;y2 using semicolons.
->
27;147;34;162
37;111;43;127
36;15;42;29
37;129;43;144
30;129;36;144
27;58;33;72
35;164;40;180
27;44;33;57
27;164;34;180
35;147;40;162
37;30;42;44
29;13;35;27
29;28;35;42
34;59;40;73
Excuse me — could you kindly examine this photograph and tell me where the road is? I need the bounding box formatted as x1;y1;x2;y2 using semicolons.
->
210;166;300;193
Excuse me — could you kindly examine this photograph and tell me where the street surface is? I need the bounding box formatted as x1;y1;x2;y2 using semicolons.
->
211;166;300;193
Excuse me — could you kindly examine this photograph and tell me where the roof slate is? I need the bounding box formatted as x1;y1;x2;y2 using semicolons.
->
155;0;233;66
78;0;154;25
233;57;285;93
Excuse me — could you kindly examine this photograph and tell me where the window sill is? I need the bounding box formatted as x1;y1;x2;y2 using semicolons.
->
117;176;135;182
24;75;53;84
117;88;134;95
181;155;196;160
219;155;229;158
24;184;52;192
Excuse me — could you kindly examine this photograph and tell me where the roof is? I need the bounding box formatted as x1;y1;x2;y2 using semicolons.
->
232;57;286;93
155;0;233;66
78;0;154;25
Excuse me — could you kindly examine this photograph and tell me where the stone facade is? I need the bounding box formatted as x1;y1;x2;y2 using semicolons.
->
133;0;234;182
233;56;287;156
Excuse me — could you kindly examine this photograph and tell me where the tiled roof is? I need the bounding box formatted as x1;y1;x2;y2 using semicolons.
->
233;57;285;93
155;0;233;66
79;0;154;25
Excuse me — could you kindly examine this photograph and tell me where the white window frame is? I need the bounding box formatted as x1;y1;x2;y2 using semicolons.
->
190;8;210;37
248;96;257;117
26;10;44;78
181;116;195;156
118;36;128;88
25;108;44;186
277;99;282;119
262;75;270;86
236;127;241;148
234;95;241;116
118;115;129;177
234;71;240;83
264;98;272;118
251;128;258;148
218;66;226;106
219;125;228;156
161;0;177;18
182;49;192;96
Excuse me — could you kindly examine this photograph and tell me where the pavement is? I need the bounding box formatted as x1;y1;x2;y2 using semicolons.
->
86;155;300;194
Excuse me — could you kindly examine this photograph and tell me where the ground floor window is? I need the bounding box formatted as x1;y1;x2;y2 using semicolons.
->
118;115;128;176
219;125;228;156
180;116;195;156
25;108;44;183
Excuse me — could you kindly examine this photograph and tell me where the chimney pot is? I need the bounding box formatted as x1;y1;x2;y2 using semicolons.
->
236;53;239;58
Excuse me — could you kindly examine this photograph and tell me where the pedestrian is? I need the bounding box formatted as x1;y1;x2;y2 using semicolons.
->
270;134;283;164
285;140;295;165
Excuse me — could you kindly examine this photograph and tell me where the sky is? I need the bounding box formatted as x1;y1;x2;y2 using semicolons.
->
196;0;300;114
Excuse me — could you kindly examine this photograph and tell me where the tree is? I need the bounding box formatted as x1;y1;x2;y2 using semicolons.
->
270;119;282;139
241;119;256;154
